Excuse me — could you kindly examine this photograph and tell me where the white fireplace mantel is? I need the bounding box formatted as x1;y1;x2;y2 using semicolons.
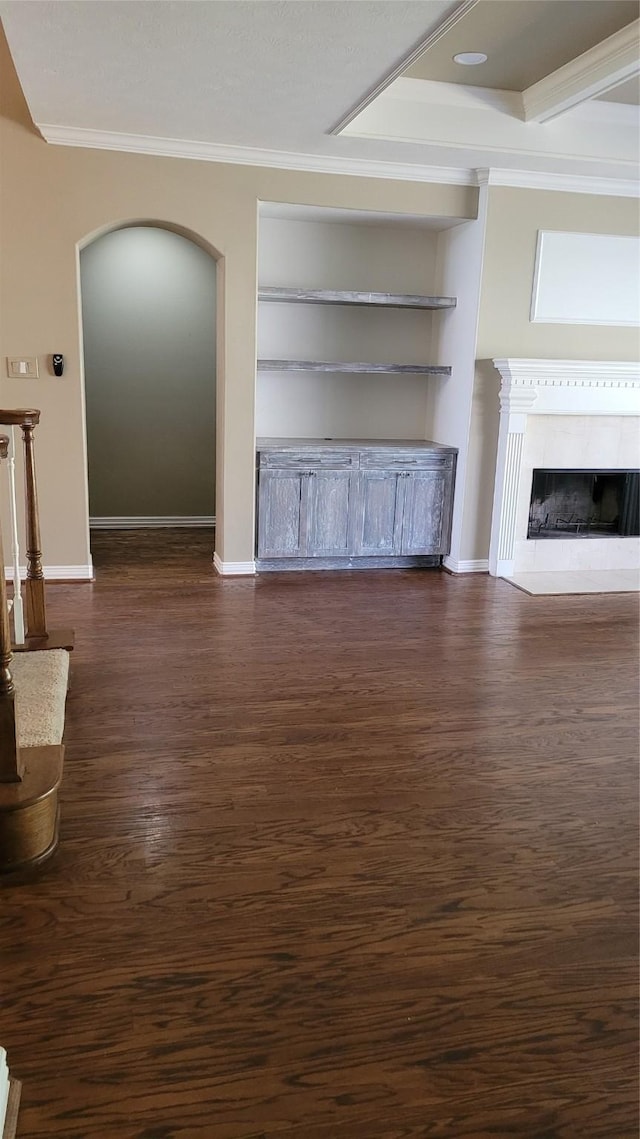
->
489;359;640;577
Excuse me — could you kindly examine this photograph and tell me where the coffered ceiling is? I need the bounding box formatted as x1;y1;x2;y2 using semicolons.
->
1;0;638;187
405;0;638;95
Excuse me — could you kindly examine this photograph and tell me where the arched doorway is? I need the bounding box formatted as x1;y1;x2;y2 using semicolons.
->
78;222;218;572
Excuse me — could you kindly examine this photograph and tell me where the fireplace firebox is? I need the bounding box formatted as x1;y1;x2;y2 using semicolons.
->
528;469;640;539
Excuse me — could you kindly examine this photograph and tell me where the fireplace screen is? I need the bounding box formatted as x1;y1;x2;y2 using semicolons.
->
528;469;640;539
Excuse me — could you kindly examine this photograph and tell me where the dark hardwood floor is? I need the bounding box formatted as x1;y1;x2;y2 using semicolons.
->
2;529;638;1138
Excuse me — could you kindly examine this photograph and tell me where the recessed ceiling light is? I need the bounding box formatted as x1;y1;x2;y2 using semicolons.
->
453;52;488;66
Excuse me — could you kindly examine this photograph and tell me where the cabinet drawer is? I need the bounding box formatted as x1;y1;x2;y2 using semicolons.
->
259;449;359;470
359;450;453;471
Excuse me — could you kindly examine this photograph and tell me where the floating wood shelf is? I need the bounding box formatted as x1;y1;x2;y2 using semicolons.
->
257;361;451;376
258;287;457;310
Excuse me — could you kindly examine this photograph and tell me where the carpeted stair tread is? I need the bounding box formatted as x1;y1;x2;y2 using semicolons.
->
11;650;69;747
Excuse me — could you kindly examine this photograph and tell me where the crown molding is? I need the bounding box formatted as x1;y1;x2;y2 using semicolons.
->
476;168;640;198
38;124;640;198
523;18;640;123
38;123;475;186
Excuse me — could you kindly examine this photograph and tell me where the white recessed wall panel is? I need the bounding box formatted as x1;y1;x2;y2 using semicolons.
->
531;231;640;326
256;372;431;439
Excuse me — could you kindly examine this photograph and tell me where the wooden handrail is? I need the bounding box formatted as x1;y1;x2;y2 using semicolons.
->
0;409;40;428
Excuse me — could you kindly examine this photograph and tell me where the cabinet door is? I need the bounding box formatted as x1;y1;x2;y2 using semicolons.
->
401;470;447;555
306;471;355;557
354;470;404;555
257;470;306;558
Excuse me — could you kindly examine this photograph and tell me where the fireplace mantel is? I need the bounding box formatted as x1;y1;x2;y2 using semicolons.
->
489;359;640;577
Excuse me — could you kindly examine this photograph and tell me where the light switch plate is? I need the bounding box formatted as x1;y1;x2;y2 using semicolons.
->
6;357;39;379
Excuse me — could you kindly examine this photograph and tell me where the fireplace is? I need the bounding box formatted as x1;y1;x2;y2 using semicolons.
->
528;470;640;539
488;360;640;578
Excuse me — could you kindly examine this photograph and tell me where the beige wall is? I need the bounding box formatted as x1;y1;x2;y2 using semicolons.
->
477;187;640;361
0;30;476;568
461;186;640;563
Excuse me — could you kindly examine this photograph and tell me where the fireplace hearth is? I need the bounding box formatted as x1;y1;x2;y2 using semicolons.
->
528;469;640;539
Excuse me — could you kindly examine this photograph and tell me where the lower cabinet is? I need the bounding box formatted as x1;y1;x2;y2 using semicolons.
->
256;469;307;558
257;468;357;559
401;470;448;555
307;470;356;557
356;470;404;556
256;440;456;570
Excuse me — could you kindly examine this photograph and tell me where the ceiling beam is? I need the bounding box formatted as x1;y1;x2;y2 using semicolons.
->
522;18;640;123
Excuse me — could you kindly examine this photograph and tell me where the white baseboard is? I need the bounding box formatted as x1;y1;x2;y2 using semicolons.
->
213;552;256;576
443;556;489;574
90;515;216;529
4;563;94;582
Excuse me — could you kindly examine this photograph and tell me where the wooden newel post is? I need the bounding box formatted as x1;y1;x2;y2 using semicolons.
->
21;414;48;640
0;408;74;654
0;500;22;783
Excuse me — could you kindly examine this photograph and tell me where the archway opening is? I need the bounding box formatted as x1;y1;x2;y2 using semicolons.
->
79;223;218;576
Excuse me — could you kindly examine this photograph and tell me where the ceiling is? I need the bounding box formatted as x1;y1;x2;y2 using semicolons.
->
0;1;456;147
598;74;640;104
405;0;638;95
1;0;639;185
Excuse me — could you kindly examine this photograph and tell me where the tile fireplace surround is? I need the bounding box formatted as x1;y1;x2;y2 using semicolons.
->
489;359;640;581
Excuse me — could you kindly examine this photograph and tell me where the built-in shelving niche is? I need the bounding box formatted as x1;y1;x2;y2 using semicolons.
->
256;210;457;439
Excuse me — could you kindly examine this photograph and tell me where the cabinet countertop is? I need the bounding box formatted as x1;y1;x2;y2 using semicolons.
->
256;438;457;453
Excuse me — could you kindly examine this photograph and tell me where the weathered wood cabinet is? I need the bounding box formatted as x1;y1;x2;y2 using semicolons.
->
256;440;456;571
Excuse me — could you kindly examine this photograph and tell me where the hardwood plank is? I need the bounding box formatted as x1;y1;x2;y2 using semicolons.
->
0;529;637;1138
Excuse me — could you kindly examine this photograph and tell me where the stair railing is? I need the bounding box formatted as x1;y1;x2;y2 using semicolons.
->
0;431;25;644
0;468;66;871
0;409;73;652
0;497;21;783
